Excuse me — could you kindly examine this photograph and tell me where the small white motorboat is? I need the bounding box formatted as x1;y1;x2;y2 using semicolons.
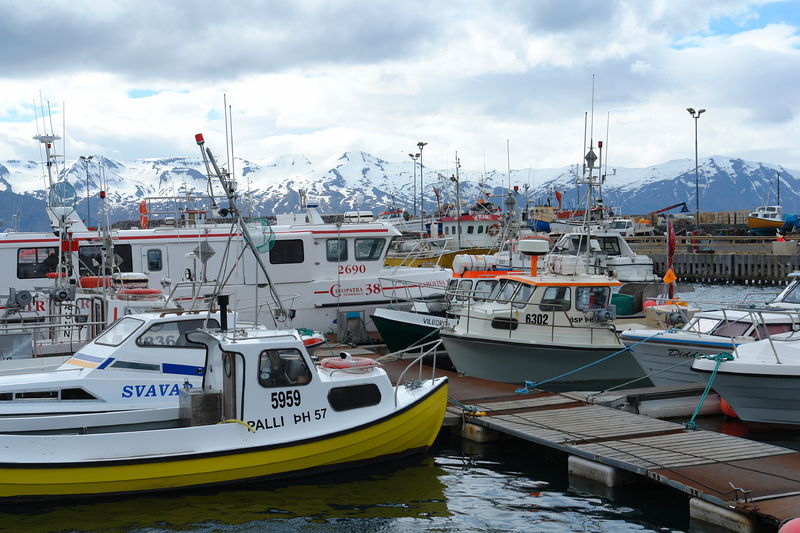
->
692;331;800;427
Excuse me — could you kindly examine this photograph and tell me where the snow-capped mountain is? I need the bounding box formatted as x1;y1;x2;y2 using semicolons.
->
0;151;797;232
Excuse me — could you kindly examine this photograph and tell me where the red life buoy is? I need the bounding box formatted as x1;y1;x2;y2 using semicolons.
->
319;356;379;370
488;224;500;236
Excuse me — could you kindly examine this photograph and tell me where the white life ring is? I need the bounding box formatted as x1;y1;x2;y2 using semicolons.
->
488;224;500;236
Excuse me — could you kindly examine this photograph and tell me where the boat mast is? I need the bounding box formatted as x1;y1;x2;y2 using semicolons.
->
194;133;289;326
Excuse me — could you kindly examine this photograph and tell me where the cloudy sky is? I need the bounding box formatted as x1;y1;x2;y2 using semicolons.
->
1;0;799;174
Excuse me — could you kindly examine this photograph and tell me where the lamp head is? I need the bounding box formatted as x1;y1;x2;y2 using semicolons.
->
686;107;695;115
417;141;427;150
698;109;706;115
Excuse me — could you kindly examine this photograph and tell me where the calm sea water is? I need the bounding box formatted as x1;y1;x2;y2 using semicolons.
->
0;433;691;533
2;284;794;533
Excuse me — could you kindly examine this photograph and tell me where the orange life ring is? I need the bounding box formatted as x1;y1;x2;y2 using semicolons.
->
80;276;111;288
117;288;161;295
319;356;379;369
487;224;500;236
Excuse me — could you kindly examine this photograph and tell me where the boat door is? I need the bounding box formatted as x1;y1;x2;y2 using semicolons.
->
222;350;242;419
142;246;169;280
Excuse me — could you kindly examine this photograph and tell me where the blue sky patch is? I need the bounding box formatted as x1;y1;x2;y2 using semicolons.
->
127;89;161;99
710;0;800;35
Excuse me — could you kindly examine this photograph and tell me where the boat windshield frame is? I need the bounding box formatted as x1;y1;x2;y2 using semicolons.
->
94;317;146;347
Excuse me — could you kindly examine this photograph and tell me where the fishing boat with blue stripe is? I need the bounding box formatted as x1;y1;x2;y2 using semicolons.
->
0;311;231;433
0;315;447;499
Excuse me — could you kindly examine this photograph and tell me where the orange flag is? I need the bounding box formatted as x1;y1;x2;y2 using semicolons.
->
663;268;677;285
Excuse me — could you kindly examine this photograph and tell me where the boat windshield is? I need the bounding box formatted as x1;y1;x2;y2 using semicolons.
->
775;281;800;304
472;279;498;302
610;221;629;229
496;280;520;303
683;317;721;334
95;317;145;347
709;321;752;338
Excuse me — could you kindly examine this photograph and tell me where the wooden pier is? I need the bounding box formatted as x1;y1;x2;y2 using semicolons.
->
650;252;800;284
375;359;800;532
626;235;800;284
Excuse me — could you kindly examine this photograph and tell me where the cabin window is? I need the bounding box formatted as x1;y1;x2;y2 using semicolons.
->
327;383;381;411
456;279;474;301
752;323;794;339
487;279;509;301
78;244;133;276
496;280;521;304
326;239;348;262
540;287;571;311
354;238;386;261
446;279;459;301
146;249;163;271
473;279;498;302
467;225;475;234
576;287;610;311
597;237;621;256
270;239;304;264
777;283;800;304
444;226;449;235
137;318;220;348
512;283;534;308
477;225;484;234
95;317;145;346
17;247;58;279
710;321;753;338
258;348;312;388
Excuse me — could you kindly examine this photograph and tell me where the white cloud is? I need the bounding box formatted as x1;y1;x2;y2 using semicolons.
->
0;0;798;173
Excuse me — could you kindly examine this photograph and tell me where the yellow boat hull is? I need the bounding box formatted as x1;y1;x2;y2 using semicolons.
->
384;248;495;269
0;381;448;499
747;216;784;230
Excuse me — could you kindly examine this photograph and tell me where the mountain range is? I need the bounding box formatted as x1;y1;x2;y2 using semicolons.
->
0;150;796;232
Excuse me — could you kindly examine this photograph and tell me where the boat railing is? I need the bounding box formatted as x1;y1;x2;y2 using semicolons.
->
378;277;451;312
386;237;456;270
165;280;299;326
379;339;442;407
0;314;105;355
457;292;614;343
715;306;800;363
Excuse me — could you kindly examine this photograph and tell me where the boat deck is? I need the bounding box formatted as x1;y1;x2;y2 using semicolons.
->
376;357;800;530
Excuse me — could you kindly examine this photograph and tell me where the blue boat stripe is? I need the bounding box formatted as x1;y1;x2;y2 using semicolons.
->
72;352;106;363
97;358;115;370
162;363;205;376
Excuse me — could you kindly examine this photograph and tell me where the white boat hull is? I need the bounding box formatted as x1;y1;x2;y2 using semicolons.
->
440;330;643;390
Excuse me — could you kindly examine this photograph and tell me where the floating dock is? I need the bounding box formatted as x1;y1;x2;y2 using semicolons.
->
375;358;800;532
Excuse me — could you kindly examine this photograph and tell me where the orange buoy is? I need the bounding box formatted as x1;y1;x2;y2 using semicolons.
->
720;397;738;419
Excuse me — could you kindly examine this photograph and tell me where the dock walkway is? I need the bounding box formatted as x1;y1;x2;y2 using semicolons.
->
376;359;800;531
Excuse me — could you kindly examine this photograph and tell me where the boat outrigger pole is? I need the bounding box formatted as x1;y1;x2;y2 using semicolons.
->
194;133;290;325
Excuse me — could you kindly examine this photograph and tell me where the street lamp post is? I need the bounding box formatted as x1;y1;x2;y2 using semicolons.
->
686;108;705;229
417;141;427;235
80;155;94;228
451;151;461;249
408;153;419;216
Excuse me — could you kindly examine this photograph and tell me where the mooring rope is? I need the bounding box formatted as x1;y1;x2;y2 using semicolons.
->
684;351;735;430
515;328;673;394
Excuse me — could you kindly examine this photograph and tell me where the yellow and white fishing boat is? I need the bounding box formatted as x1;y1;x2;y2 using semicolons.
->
0;323;447;499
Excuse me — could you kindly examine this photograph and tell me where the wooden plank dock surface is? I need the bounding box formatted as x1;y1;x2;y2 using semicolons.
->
375;359;800;530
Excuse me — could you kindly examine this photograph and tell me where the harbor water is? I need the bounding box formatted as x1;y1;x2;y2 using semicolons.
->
1;284;796;533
